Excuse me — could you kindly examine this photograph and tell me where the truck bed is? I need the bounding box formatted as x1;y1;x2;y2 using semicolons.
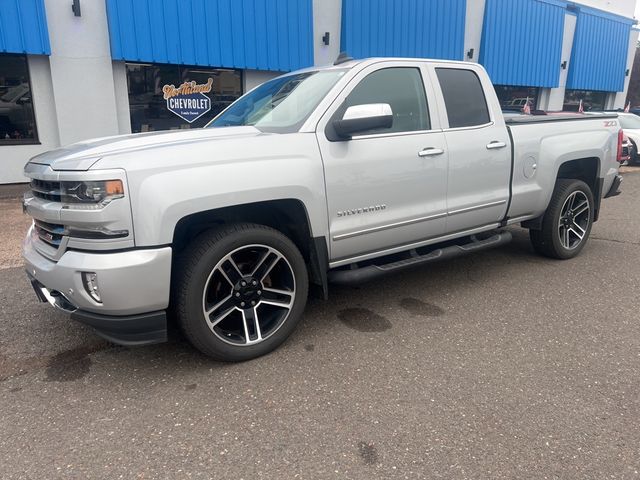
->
505;112;621;224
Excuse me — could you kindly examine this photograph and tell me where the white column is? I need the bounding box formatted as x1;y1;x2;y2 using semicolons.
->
44;0;120;146
313;0;342;66
611;28;640;109
539;13;577;111
112;61;131;135
463;0;486;63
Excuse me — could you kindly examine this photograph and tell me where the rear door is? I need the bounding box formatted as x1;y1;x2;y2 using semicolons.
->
428;64;511;233
316;62;449;262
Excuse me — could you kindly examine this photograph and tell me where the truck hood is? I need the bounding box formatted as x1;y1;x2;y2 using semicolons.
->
27;126;262;171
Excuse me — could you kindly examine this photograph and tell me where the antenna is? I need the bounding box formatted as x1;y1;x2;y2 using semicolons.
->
334;52;354;65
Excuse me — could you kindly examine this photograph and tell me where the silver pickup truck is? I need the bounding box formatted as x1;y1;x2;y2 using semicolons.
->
22;57;623;361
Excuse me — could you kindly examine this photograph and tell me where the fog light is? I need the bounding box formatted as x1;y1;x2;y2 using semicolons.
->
82;272;102;303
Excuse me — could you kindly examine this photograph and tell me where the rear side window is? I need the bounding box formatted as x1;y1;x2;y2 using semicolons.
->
435;68;490;128
345;67;430;134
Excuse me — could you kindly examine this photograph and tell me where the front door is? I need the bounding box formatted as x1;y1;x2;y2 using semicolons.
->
316;63;449;262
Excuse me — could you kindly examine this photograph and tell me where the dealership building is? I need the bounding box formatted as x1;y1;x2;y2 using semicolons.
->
1;0;638;184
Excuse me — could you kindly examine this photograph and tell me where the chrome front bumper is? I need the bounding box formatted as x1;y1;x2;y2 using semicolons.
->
23;226;172;316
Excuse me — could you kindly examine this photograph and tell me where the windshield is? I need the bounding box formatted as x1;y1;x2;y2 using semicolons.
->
619;114;640;130
207;70;346;133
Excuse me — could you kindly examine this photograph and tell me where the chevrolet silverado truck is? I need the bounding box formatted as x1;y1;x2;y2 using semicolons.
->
22;57;623;361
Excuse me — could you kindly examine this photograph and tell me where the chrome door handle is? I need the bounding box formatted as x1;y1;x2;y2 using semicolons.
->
418;147;444;157
486;141;507;150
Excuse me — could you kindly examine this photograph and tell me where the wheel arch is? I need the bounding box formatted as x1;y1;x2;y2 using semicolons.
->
555;156;601;221
523;156;601;230
171;199;329;297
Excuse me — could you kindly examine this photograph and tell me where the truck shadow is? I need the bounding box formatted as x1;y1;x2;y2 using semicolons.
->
1;227;570;383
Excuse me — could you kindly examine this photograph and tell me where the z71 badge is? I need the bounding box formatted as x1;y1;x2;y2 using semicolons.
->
604;120;617;127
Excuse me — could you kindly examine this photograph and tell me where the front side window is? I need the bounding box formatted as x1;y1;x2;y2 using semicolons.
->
209;70;346;133
436;68;491;128
344;67;430;134
0;54;37;143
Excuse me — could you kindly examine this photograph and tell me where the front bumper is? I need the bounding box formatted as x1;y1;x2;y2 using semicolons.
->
28;277;167;345
23;227;172;345
71;309;167;346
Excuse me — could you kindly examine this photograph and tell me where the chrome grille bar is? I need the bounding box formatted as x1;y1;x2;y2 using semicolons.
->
30;179;62;202
34;220;65;248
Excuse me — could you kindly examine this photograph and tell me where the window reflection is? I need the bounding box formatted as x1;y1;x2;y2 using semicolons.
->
0;54;37;143
563;89;607;111
494;85;539;112
126;63;242;133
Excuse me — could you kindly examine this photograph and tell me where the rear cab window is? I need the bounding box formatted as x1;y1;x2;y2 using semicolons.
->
435;68;491;128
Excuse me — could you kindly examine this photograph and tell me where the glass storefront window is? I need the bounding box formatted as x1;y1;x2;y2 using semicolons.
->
563;90;607;112
494;85;539;112
0;54;37;144
126;63;242;133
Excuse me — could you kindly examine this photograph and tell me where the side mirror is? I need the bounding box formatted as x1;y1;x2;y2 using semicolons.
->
333;103;393;139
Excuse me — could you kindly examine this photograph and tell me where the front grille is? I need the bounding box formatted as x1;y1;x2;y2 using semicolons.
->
30;179;61;202
34;220;66;248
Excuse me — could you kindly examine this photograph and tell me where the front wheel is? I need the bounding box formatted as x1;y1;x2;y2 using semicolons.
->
175;224;308;361
529;179;594;259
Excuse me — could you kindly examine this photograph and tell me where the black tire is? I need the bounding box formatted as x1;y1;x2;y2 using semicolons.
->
529;179;594;259
174;223;308;361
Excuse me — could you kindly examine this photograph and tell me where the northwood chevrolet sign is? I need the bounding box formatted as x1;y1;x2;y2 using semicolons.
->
162;79;213;123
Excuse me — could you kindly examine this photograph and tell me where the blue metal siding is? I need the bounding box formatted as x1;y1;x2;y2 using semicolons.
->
105;0;313;71
0;0;50;55
479;0;565;88
566;8;633;92
341;0;466;61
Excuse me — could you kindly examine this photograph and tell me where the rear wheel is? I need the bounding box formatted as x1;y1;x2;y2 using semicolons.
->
175;223;308;361
529;179;594;259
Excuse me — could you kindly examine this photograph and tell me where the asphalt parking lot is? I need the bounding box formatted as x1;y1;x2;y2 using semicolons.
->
1;170;639;479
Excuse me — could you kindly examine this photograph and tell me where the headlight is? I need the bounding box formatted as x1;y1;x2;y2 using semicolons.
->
61;180;124;207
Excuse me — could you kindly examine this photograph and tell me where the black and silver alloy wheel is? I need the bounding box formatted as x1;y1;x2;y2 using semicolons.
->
557;191;590;250
175;223;308;361
529;178;594;260
203;245;295;346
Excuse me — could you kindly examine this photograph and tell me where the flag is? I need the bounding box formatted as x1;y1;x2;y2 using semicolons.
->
624;101;631;113
522;97;531;115
578;99;584;113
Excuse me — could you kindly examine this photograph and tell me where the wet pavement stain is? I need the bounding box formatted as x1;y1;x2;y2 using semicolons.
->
44;347;95;382
358;441;379;465
1;343;109;383
399;297;445;317
304;344;315;352
338;308;391;332
185;383;198;391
